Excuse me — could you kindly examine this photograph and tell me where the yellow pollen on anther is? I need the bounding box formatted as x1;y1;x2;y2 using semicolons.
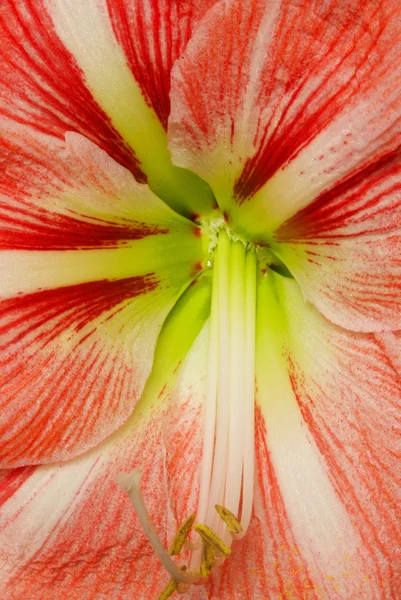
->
169;514;196;556
215;504;243;535
200;541;215;577
194;524;231;557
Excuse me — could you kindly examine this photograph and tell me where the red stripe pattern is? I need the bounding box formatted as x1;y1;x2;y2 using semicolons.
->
1;0;401;598
0;410;171;599
0;128;169;251
254;274;401;598
277;149;401;242
0;0;144;181
0;125;198;469
0;276;162;467
285;331;401;597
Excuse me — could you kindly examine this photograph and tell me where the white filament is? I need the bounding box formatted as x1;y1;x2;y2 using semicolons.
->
196;259;219;526
239;251;257;534
205;230;231;536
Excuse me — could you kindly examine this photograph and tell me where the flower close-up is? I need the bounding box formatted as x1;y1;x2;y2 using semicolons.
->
1;0;401;599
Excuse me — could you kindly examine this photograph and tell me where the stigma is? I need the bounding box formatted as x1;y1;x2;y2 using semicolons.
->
117;469;243;599
118;228;258;598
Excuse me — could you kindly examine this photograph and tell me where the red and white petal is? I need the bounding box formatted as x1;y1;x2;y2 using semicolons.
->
0;135;204;468
0;0;216;216
169;0;401;236
253;272;401;599
0;323;209;600
273;152;401;331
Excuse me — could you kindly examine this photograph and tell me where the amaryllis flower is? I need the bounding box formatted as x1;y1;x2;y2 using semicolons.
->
1;0;401;598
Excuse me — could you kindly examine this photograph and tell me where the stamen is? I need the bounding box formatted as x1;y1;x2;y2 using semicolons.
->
215;504;243;536
118;228;258;597
118;468;246;597
194;524;232;557
196;250;219;526
169;514;196;556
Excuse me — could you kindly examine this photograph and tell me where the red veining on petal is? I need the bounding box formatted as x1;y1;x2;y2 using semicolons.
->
0;128;170;251
0;0;145;181
286;333;401;598
0;467;35;506
107;0;216;130
277;148;401;241
253;404;318;598
1;276;159;339
170;0;401;217
0;203;168;251
232;0;388;203
0;275;160;466
0;403;200;598
271;142;401;331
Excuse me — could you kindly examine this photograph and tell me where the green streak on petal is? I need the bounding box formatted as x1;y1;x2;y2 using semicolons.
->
98;88;215;218
269;241;308;279
89;73;215;218
256;270;290;339
256;272;292;405
256;271;313;416
135;274;212;414
2;230;203;299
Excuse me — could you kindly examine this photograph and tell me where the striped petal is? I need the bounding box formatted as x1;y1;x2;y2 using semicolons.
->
0;0;216;217
271;151;401;331
0;133;204;467
0;299;210;600
168;0;401;235
253;271;401;598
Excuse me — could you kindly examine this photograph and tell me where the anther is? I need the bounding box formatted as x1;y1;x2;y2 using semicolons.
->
215;505;243;535
200;541;215;577
194;524;231;557
169;514;196;556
